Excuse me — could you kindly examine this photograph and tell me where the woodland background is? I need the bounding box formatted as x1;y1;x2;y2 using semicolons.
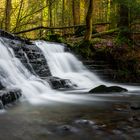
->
1;0;140;40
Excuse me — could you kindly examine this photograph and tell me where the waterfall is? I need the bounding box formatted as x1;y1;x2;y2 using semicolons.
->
35;41;103;89
0;37;139;105
0;38;54;104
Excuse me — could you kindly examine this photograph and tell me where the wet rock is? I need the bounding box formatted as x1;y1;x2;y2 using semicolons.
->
114;104;130;112
112;129;123;135
0;88;22;107
130;103;140;110
47;76;77;89
0;29;32;44
56;125;79;134
89;85;128;93
128;116;140;122
2;37;51;77
74;119;95;125
0;100;3;109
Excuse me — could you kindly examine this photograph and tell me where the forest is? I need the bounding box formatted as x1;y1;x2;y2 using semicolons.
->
1;0;139;39
0;1;140;140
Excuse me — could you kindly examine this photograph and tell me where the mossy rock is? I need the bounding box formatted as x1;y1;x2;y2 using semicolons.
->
89;85;128;93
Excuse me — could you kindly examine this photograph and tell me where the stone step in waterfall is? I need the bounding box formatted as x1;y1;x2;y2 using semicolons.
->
82;59;115;81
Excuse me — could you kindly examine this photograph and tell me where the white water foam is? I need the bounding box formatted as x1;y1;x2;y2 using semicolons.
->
35;41;103;89
35;41;140;93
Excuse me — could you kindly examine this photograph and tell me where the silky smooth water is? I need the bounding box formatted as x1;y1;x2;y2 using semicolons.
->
0;38;57;104
35;41;140;92
35;41;103;89
0;38;104;104
0;38;139;105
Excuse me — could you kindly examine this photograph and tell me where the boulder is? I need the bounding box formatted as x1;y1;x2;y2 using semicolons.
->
0;88;22;107
130;103;140;110
47;76;77;89
89;85;128;93
56;125;79;134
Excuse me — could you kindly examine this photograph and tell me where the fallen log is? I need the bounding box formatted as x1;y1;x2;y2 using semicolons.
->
92;28;119;38
14;22;111;35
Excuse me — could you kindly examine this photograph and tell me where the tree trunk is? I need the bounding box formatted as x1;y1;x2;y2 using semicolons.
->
84;0;94;41
5;0;12;31
62;0;66;35
72;0;80;25
48;0;53;27
107;0;111;22
117;1;130;38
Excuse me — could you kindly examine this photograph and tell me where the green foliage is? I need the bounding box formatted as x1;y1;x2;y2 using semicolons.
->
91;38;102;44
113;0;140;23
115;27;132;46
74;40;94;58
75;26;97;37
45;34;65;43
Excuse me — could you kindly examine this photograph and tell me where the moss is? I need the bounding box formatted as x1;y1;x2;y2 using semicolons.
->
42;34;66;43
74;40;94;59
115;28;133;47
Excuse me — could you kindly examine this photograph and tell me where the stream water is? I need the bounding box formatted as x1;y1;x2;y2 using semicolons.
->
0;39;140;140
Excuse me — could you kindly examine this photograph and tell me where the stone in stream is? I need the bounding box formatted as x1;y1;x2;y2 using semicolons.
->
0;88;22;107
130;103;140;110
55;125;79;135
47;76;77;89
89;85;128;93
74;119;96;126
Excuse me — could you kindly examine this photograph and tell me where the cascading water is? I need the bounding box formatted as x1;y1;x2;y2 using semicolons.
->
0;36;139;105
35;41;140;93
0;38;100;104
0;38;55;104
35;41;103;89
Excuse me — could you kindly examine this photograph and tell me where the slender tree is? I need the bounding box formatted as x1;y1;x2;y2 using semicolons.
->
117;0;130;39
84;0;94;41
5;0;12;31
72;0;80;25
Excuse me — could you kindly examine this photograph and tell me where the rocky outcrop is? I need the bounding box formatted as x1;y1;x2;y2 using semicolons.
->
0;79;22;109
47;76;77;89
0;88;22;109
89;85;128;93
0;30;51;77
0;29;31;44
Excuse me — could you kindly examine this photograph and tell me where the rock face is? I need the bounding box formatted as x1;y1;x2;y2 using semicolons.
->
47;76;77;89
0;29;51;77
0;88;22;108
89;85;128;93
2;37;51;77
